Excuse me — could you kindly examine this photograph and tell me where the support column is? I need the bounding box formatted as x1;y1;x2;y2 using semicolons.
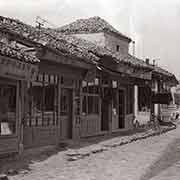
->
134;85;138;119
154;80;159;116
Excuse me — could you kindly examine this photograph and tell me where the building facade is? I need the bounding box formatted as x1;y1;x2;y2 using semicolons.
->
0;16;178;155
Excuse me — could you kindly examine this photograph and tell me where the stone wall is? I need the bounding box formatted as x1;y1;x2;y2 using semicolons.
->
73;32;130;55
104;32;129;55
73;32;106;47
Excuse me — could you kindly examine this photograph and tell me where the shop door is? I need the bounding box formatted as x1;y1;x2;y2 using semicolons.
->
60;88;73;139
119;89;125;129
101;98;109;131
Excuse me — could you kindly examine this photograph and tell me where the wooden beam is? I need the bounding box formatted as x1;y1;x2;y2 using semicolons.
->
37;48;94;70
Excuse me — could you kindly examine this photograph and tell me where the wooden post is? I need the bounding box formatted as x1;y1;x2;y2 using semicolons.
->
57;75;61;140
18;80;24;154
108;79;112;135
154;80;159;116
134;85;138;119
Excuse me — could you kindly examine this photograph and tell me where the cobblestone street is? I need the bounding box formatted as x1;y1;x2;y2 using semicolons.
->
0;124;179;180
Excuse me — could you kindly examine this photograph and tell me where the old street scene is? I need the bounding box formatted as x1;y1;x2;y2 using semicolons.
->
0;1;180;179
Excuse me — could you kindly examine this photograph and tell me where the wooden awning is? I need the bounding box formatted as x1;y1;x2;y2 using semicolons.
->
0;56;38;81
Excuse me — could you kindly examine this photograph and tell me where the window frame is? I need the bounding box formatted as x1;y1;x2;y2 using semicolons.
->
0;80;18;137
81;79;100;116
26;73;58;127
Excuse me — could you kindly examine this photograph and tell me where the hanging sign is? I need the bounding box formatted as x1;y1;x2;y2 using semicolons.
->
152;92;173;104
0;56;38;81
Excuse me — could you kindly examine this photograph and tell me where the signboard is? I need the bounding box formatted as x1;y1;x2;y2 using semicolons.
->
152;92;172;104
118;65;152;80
84;68;96;82
0;56;38;81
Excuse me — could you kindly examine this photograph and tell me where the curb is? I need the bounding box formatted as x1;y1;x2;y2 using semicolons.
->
66;126;176;161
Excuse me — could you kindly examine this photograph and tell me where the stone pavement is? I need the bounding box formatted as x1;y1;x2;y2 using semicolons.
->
0;124;177;180
0;122;179;180
66;126;175;161
149;161;180;180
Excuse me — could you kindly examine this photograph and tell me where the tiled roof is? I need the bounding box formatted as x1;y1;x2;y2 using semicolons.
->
56;16;131;41
0;16;99;65
0;16;177;81
153;65;174;77
0;41;39;63
0;16;151;70
116;54;152;69
47;29;153;69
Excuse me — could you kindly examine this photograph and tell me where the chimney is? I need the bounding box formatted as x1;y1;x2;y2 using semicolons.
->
145;58;150;64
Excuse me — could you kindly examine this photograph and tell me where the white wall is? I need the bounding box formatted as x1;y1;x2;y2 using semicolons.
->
73;33;106;47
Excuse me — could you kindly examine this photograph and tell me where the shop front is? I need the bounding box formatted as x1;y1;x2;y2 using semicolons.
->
0;55;38;155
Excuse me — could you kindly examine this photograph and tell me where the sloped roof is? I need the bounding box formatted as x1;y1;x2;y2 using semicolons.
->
116;54;152;69
0;16;99;65
56;16;131;41
0;15;151;70
47;29;153;69
0;15;177;81
153;65;178;84
153;65;174;77
0;41;39;63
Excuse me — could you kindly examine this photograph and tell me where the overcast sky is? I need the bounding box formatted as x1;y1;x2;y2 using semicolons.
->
0;0;180;79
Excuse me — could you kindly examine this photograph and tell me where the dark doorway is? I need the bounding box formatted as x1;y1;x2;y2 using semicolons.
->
101;98;109;131
119;89;125;129
60;88;73;139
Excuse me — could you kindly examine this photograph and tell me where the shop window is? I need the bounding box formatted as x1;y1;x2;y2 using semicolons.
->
0;85;16;136
82;79;100;115
27;74;58;126
60;89;69;115
82;96;87;114
138;86;151;112
94;96;99;114
74;80;80;115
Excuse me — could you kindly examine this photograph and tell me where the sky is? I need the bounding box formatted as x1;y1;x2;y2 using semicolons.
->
0;0;180;79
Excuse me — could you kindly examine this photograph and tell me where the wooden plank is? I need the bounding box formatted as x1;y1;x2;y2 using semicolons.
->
0;137;18;154
39;50;93;70
23;126;59;148
80;115;101;137
39;60;84;79
0;55;38;81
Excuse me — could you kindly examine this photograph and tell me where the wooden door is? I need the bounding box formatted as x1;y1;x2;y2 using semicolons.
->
119;89;125;129
60;88;73;139
101;98;109;131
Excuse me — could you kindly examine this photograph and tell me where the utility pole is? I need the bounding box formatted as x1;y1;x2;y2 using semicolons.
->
35;16;57;29
132;40;135;56
35;16;45;29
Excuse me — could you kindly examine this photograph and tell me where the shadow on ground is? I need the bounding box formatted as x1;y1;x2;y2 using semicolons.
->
0;128;145;176
0;146;63;176
140;137;180;180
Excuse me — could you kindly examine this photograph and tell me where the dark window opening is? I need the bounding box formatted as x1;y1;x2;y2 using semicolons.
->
116;45;120;52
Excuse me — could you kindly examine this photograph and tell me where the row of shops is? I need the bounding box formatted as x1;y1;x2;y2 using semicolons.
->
0;16;178;155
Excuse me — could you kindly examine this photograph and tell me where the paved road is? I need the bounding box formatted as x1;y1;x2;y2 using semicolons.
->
145;137;180;180
5;125;180;180
141;136;180;180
